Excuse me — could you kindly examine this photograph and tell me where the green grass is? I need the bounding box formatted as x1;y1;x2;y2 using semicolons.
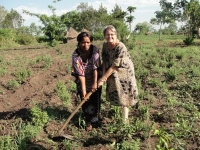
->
0;35;199;149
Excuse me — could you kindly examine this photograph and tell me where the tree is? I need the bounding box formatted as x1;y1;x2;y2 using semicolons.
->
111;4;127;21
150;0;174;40
2;9;24;28
126;6;136;33
76;2;96;31
60;10;80;31
23;5;66;44
0;6;8;28
29;23;42;36
134;22;153;35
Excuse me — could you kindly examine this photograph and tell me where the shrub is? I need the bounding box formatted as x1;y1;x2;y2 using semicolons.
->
183;37;194;46
14;68;32;84
36;36;48;43
93;33;104;41
5;79;20;90
15;33;36;45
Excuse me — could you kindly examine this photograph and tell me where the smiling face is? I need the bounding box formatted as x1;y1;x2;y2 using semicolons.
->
104;28;117;43
79;36;91;52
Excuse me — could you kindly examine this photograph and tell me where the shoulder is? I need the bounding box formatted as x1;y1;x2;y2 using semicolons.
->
118;42;126;48
116;42;127;51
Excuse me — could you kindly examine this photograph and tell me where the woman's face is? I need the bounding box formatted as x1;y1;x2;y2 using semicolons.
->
104;29;116;43
79;36;91;51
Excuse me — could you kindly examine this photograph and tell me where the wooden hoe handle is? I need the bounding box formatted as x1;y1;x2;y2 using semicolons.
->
58;91;93;134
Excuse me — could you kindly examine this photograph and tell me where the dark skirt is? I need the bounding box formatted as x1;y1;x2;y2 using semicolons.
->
79;88;102;123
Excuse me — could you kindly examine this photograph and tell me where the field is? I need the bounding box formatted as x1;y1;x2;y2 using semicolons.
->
0;35;199;150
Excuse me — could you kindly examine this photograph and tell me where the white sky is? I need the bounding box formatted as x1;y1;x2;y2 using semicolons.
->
1;0;177;29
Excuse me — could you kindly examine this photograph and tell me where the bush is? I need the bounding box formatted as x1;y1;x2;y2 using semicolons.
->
15;33;36;45
93;33;104;41
183;37;194;46
0;28;16;47
36;36;48;43
5;79;20;90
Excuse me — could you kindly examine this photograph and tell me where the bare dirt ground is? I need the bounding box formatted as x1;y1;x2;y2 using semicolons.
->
0;42;117;149
0;41;199;150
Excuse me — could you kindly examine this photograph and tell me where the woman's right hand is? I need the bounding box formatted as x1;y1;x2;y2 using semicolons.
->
82;90;86;99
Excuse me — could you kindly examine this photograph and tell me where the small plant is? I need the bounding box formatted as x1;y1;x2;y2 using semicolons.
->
30;105;49;127
56;81;71;106
183;37;194;46
5;79;20;90
0;67;7;76
154;126;172;150
116;138;140;150
30;54;53;68
14;68;32;84
164;68;177;82
0;135;15;150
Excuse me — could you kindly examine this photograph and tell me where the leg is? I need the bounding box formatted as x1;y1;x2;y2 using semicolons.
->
122;106;129;124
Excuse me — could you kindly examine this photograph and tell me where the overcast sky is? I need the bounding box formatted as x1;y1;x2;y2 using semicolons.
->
1;0;175;29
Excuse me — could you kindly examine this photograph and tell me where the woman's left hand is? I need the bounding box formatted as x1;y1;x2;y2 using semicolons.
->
97;80;103;88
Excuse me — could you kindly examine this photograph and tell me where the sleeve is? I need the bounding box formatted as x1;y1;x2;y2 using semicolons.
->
112;43;127;67
72;53;85;76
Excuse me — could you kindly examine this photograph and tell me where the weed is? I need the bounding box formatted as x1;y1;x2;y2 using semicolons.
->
30;105;49;127
5;79;20;90
14;68;32;84
30;54;53;68
154;126;172;150
164;68;177;82
0;67;7;76
56;81;71;107
116;138;140;150
0;135;15;150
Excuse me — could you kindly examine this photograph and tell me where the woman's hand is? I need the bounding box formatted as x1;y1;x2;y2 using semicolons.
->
82;90;86;99
97;78;107;88
91;83;97;92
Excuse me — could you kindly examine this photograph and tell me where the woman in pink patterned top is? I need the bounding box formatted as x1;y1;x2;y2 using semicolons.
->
71;32;102;131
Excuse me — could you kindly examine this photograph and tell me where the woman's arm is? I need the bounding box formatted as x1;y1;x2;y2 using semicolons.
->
97;65;117;87
78;76;86;98
91;69;98;92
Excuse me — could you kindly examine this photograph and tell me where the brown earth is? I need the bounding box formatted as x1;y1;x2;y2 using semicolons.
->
0;42;116;150
1;41;199;150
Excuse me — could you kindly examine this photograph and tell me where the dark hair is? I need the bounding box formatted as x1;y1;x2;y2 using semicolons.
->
77;32;93;44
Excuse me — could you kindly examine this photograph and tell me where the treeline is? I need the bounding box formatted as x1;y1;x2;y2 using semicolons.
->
0;0;200;47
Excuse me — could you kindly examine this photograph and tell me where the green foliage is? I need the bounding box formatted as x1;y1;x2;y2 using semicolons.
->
36;36;48;43
1;9;23;28
0;67;7;76
154;127;171;150
14;68;32;84
0;28;16;47
93;33;104;41
5;79;20;90
30;105;49;127
15;33;36;45
56;81;71;106
30;54;53;68
116;139;140;150
0;135;15;150
183;37;194;46
48;39;58;47
164;68;177;82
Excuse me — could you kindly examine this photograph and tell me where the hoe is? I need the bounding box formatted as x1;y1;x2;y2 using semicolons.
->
57;91;93;140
